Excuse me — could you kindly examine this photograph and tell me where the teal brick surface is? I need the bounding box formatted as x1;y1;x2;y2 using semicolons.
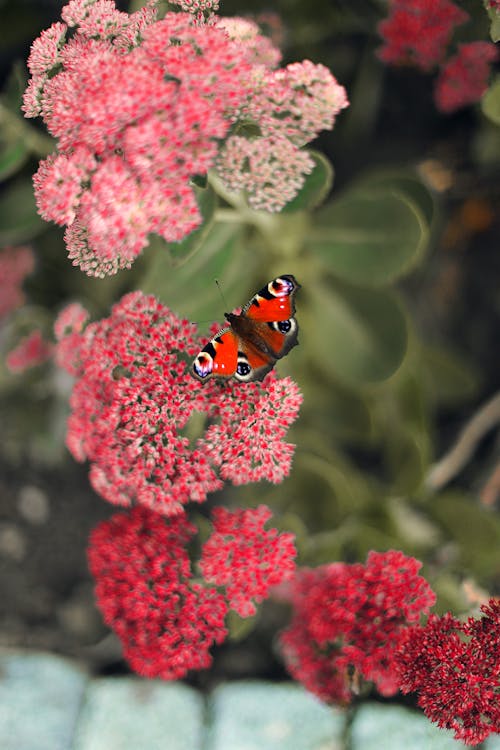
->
207;681;344;750
351;704;468;750
1;651;497;750
72;678;204;750
0;650;88;750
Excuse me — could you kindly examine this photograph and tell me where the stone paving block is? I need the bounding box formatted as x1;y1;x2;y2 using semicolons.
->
0;649;88;750
207;681;343;750
351;704;468;750
485;735;500;749
72;677;204;750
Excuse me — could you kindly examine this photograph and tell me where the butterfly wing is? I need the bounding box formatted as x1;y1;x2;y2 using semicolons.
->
192;275;300;383
242;274;300;359
192;327;238;381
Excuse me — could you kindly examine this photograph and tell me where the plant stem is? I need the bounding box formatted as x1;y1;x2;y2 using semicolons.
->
426;391;500;491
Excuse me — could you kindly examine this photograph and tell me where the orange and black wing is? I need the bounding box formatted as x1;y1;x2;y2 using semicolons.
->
242;274;300;359
192;275;300;383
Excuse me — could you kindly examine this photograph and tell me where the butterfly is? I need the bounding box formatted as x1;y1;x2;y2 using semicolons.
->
192;274;300;383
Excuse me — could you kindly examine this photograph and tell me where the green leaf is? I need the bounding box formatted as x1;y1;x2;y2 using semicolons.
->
305;281;408;384
421;345;478;406
226;610;258;641
351;168;435;227
482;77;500;126
384;427;429;494
430;493;500;578
0;177;45;244
486;4;500;41
311;189;429;287
282;150;334;213
139;220;259;322
165;184;217;264
0;137;29;181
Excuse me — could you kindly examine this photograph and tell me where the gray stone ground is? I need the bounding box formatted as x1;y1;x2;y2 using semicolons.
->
2;650;495;750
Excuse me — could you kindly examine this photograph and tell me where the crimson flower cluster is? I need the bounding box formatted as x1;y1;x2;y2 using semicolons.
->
378;0;497;113
395;600;500;746
25;0;348;276
55;291;302;515
200;505;296;617
88;504;296;679
279;551;436;705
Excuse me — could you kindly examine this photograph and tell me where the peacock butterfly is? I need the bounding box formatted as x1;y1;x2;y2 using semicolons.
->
192;274;300;383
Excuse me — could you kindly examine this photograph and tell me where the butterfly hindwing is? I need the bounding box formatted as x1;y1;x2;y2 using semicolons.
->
192;275;300;383
192;327;238;381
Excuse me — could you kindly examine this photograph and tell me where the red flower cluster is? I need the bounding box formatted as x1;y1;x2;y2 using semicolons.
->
396;599;500;746
25;0;348;273
378;0;497;113
88;506;228;679
378;0;468;70
0;246;34;320
435;42;499;113
200;505;296;617
55;292;302;515
279;551;436;704
88;503;296;678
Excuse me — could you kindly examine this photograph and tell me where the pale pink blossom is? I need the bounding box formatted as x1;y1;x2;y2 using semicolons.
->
248;61;349;147
219;17;282;68
217;135;315;212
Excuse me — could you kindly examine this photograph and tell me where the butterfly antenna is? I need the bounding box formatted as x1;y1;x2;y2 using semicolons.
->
215;278;229;312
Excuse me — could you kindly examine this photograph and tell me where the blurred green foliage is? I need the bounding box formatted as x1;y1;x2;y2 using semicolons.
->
0;0;499;629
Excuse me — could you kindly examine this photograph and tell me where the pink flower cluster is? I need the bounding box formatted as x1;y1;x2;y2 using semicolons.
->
55;292;302;515
279;551;436;704
0;246;34;320
396;600;500;746
88;504;296;679
6;330;53;373
24;3;253;276
378;0;497;112
25;1;348;274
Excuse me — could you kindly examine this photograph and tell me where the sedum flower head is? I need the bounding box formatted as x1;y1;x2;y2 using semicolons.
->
6;330;53;373
396;599;500;746
434;42;498;113
377;0;469;71
25;1;349;274
279;550;436;705
24;3;254;276
55;292;302;515
200;505;296;617
88;503;296;678
0;246;34;320
88;506;228;679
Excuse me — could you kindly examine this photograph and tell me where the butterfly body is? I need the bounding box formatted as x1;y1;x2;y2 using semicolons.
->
193;275;300;383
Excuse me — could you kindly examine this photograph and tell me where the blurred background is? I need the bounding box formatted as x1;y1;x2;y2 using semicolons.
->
0;0;499;688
